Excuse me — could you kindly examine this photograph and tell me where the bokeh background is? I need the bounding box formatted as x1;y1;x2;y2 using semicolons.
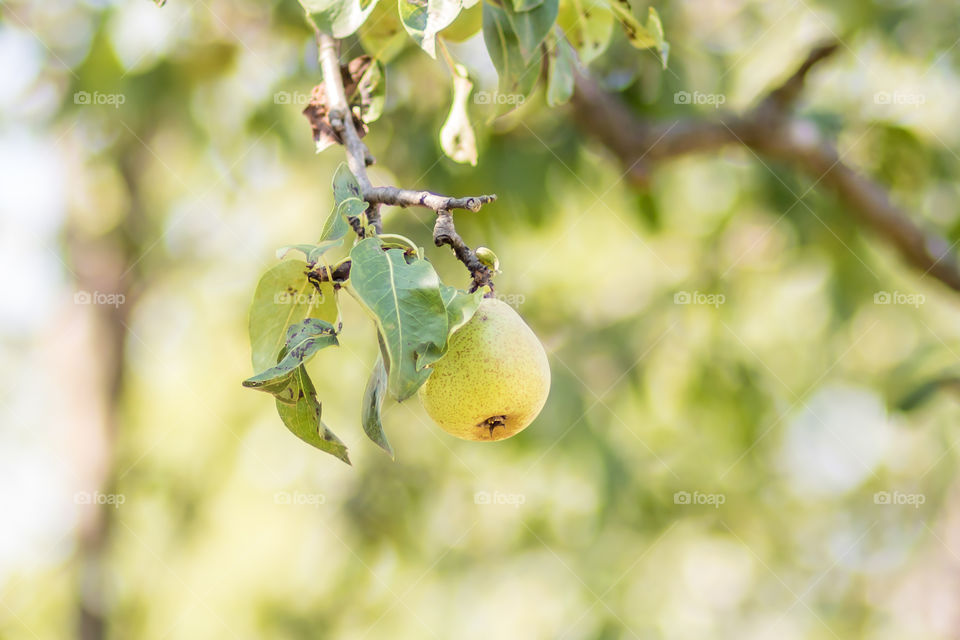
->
4;0;960;638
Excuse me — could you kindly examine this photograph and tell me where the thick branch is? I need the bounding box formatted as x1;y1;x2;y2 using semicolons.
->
570;40;960;293
314;31;494;288
366;187;496;212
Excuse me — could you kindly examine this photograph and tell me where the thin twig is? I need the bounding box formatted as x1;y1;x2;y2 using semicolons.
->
434;211;493;292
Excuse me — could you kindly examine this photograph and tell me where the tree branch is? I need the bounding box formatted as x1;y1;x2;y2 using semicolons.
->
758;41;840;114
433;211;493;292
365;187;496;212
570;40;960;293
313;31;495;289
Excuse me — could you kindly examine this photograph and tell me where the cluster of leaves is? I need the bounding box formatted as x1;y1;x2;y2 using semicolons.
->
299;0;668;164
243;166;485;463
243;0;670;462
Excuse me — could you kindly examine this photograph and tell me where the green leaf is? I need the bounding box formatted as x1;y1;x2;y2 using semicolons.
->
512;0;544;12
332;163;363;204
608;3;668;67
277;244;322;260
440;284;483;337
482;1;541;110
249;260;337;374
361;353;393;457
399;0;463;59
276;240;344;263
644;6;668;68
349;59;386;122
557;0;613;64
278;193;367;266
245;322;348;464
359;0;411;62
321;197;367;243
243;318;338;391
320;204;351;244
416;285;482;365
440;64;479;166
501;0;559;60
276;364;351;464
300;0;380;38
546;34;575;106
347;237;449;401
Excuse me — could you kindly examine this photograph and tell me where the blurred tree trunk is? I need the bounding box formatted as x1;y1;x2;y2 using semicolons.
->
65;143;145;640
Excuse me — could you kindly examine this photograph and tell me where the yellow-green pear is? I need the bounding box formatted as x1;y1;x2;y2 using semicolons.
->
419;297;550;441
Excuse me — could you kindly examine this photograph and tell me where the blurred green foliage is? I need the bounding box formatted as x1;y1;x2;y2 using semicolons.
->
3;0;960;639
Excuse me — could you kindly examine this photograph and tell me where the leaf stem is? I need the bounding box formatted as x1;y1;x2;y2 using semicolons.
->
378;233;421;254
437;37;457;72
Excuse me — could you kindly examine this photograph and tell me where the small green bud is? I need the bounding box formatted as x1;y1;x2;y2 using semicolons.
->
475;246;500;272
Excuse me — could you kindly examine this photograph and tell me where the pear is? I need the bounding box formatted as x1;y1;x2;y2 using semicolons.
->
419;297;550;441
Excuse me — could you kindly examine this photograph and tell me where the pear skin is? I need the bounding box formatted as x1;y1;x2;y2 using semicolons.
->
419;297;550;441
